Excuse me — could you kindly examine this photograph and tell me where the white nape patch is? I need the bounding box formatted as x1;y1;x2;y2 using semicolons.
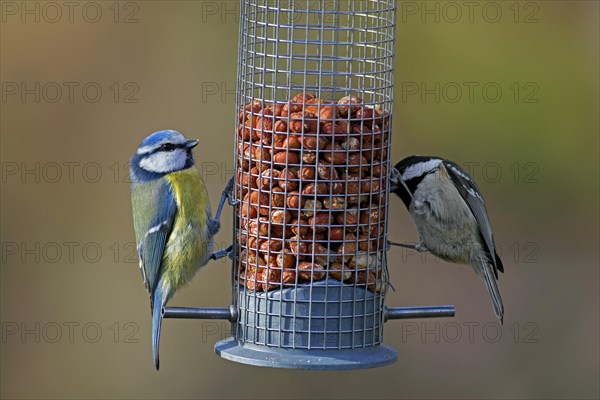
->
402;159;442;181
139;148;187;173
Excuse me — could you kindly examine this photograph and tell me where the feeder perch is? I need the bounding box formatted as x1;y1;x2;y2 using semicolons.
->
164;0;455;370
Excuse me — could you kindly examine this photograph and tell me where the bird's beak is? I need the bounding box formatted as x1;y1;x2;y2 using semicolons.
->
185;139;199;149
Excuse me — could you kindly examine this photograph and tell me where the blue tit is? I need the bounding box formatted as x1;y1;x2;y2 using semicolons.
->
130;129;233;370
389;156;504;323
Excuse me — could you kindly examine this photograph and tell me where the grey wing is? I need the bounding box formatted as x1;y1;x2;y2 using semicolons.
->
134;181;178;305
443;160;503;277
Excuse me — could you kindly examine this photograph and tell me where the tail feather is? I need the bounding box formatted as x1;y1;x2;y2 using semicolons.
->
495;251;504;274
152;287;164;371
478;260;505;324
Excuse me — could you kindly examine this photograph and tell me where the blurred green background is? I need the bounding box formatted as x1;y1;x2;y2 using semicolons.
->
1;1;598;399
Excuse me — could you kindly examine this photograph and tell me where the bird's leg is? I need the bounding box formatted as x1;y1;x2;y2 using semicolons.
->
388;167;402;192
388;240;429;253
388;167;415;203
210;244;233;261
207;177;235;235
208;177;237;259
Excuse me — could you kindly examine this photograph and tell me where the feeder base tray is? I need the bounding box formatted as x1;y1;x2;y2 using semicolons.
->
215;338;397;370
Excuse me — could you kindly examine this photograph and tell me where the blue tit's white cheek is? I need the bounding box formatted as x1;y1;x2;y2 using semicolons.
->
139;149;187;173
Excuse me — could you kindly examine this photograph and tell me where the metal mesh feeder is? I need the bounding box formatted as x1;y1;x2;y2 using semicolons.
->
163;0;455;370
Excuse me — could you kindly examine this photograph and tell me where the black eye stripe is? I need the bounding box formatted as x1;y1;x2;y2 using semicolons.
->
154;143;186;153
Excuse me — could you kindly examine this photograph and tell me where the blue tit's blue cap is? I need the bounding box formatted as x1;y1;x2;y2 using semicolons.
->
140;130;186;148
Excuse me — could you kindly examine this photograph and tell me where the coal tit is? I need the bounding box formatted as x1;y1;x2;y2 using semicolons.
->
390;156;504;323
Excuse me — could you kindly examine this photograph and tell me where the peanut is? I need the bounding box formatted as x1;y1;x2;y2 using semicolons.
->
271;186;285;207
335;208;359;232
299;165;316;181
272;150;300;166
319;104;338;121
286;190;305;209
300;199;323;218
249;190;271;216
290;218;309;237
302;151;317;164
329;262;352;282
337;95;363;117
262;263;282;292
354;270;383;293
329;226;345;241
322;196;346;210
301;182;328;196
277;167;298;191
282;269;297;285
276;253;296;269
337;233;358;263
271;209;291;224
289;111;318;133
309;212;332;233
259;169;279;190
288;235;309;254
303;135;327;150
297;262;326;282
323;143;346;164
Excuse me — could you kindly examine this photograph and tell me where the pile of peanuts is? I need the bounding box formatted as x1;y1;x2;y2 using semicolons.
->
236;93;390;293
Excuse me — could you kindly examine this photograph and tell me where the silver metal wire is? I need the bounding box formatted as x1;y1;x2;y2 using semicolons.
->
232;0;396;350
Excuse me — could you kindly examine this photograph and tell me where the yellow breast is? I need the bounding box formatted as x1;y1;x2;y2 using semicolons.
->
161;168;213;292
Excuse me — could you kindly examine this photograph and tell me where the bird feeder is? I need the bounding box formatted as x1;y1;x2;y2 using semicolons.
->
163;0;454;370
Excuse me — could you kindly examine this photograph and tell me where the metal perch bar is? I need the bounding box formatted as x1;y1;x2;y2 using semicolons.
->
163;306;237;321
163;305;453;322
384;305;455;321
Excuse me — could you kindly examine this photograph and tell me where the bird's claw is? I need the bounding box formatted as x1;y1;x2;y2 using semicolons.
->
415;242;428;253
223;176;239;205
210;244;233;261
227;193;239;206
389;167;402;191
224;176;235;197
390;167;402;184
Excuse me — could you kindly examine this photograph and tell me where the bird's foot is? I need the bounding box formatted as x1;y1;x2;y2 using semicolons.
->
389;167;402;191
210;244;233;261
227;190;238;206
207;218;221;236
228;246;236;261
223;176;238;206
415;242;428;253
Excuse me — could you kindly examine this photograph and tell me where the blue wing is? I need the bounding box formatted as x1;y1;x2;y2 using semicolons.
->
133;180;178;307
443;160;504;278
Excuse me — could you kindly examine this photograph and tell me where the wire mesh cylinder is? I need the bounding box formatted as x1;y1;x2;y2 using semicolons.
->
224;0;397;367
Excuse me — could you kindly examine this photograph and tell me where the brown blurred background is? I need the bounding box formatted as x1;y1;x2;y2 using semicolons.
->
1;1;598;399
